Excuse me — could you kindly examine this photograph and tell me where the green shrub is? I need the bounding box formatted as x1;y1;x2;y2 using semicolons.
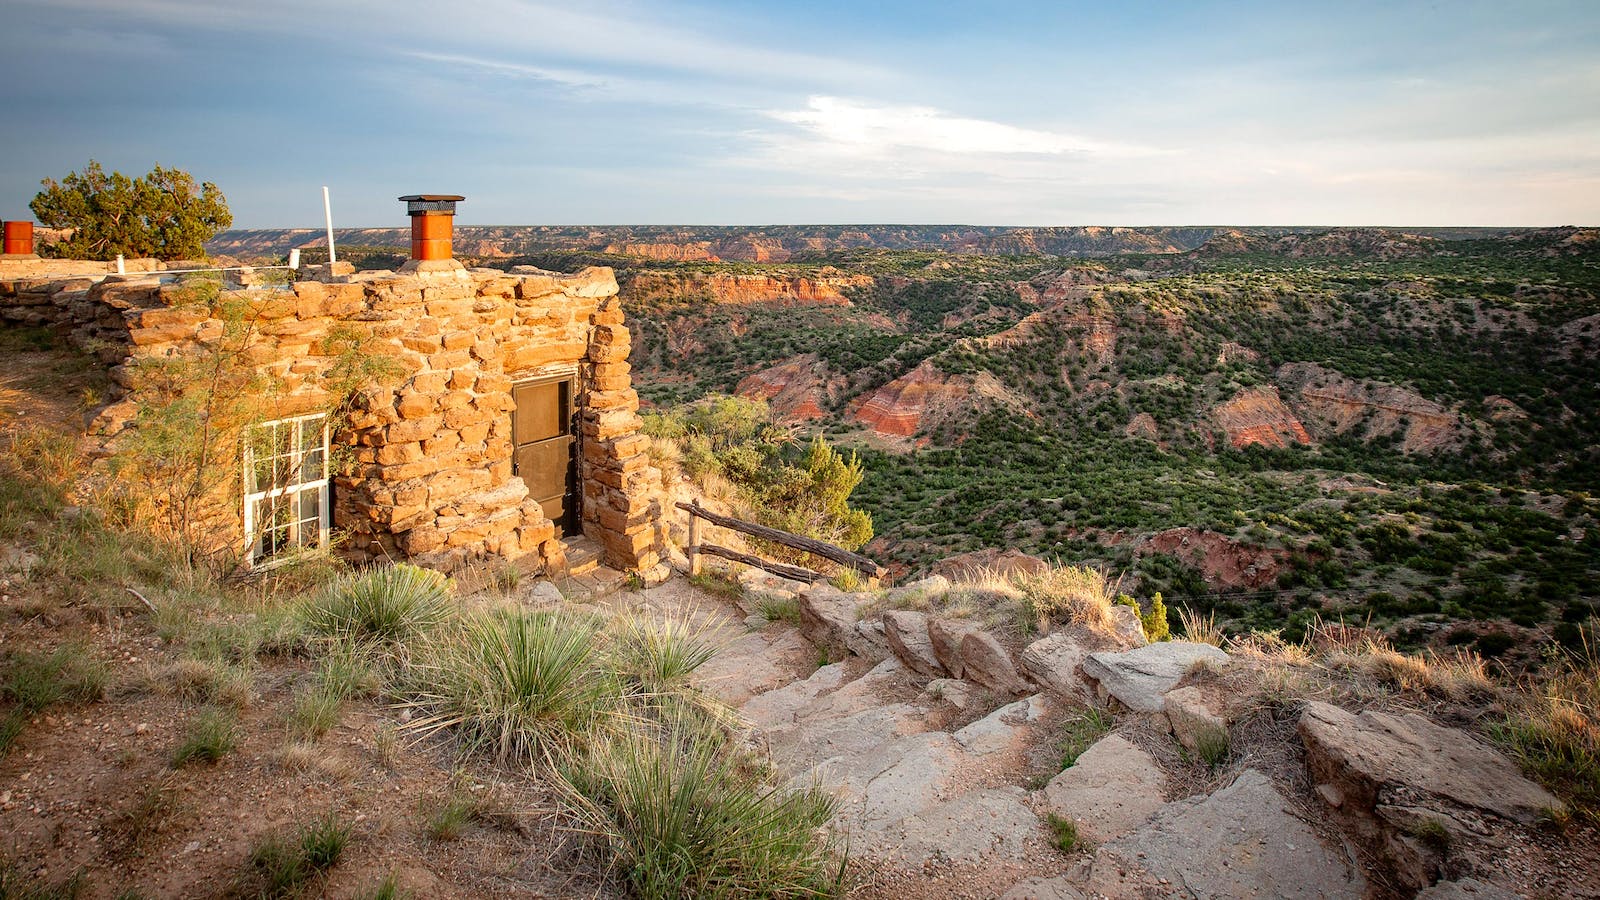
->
755;595;802;624
299;564;451;645
424;795;481;842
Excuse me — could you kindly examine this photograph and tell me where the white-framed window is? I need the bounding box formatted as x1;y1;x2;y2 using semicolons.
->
243;413;330;567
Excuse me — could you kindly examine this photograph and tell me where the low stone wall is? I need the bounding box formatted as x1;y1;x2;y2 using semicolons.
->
0;261;667;577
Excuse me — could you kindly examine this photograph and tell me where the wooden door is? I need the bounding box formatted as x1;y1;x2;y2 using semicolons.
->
512;376;578;536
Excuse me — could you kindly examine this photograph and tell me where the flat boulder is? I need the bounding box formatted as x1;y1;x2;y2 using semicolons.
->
1092;769;1366;899
882;610;945;676
953;694;1050;758
887;787;1038;865
1080;641;1230;713
1298;701;1561;825
1163;685;1228;753
1042;733;1166;842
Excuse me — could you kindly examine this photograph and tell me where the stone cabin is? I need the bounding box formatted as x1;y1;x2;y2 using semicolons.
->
0;199;667;579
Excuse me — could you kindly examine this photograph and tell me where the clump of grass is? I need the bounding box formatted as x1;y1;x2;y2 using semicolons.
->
242;813;351;899
169;656;254;708
560;712;843;900
1058;707;1113;770
623;572;646;592
687;570;742;601
0;859;85;899
171;706;237;766
830;568;862;592
356;873;405;900
1493;624;1600;820
1355;641;1495;702
1194;726;1231;768
287;687;343;741
3;644;108;711
1177;606;1224;646
1406;818;1452;855
405;610;618;766
1015;565;1117;636
755;595;801;624
299;563;451;645
424;794;483;841
1;644;107;755
1045;813;1079;853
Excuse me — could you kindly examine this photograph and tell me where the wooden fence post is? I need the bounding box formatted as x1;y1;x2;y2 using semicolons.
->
687;502;702;576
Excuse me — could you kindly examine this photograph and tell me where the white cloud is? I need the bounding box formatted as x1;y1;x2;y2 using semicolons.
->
767;96;1126;158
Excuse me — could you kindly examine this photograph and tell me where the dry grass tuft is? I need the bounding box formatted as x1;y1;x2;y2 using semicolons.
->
1177;606;1224;646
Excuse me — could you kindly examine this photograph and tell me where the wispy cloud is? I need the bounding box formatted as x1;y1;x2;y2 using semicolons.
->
405;51;608;90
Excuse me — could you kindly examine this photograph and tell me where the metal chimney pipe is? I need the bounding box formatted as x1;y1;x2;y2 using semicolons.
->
398;194;464;261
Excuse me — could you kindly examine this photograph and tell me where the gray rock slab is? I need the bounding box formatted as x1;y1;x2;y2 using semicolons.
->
929;617;980;678
888;787;1038;865
691;626;809;707
1020;630;1094;701
769;701;931;772
1299;701;1561;824
739;662;848;729
1042;733;1166;842
1080;641;1231;713
1097;769;1366;899
807;731;969;831
883;609;945;676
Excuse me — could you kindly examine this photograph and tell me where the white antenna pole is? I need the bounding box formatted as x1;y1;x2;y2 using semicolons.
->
322;186;337;264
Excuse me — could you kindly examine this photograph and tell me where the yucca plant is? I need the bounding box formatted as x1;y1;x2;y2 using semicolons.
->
298;563;452;645
609;612;725;696
560;710;843;900
405;610;619;766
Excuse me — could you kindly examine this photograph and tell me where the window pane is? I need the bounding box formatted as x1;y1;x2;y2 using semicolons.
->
303;447;325;481
298;489;320;523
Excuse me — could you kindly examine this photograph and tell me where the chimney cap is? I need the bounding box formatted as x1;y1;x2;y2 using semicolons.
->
399;194;465;217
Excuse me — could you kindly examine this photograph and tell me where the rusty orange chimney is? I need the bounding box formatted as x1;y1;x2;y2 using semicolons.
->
398;194;464;261
2;220;35;256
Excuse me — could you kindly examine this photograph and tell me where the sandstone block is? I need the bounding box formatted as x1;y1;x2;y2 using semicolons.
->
959;629;1027;694
1080;641;1231;713
1043;733;1166;841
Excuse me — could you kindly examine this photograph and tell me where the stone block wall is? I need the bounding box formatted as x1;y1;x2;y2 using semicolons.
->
0;260;667;577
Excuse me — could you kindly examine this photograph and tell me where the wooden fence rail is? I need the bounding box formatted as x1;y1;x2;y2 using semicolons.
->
676;500;886;585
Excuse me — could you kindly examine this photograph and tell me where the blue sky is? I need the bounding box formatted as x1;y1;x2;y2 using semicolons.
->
2;0;1597;227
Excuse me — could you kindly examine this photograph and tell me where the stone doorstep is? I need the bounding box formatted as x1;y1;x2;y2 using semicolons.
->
555;565;628;603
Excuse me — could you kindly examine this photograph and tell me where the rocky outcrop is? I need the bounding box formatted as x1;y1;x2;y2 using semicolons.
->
1211;386;1314;449
1143;527;1290;590
1278;362;1464;453
734;354;831;421
1299;701;1562;888
848;360;1027;439
1124;412;1160;443
881;610;945;677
